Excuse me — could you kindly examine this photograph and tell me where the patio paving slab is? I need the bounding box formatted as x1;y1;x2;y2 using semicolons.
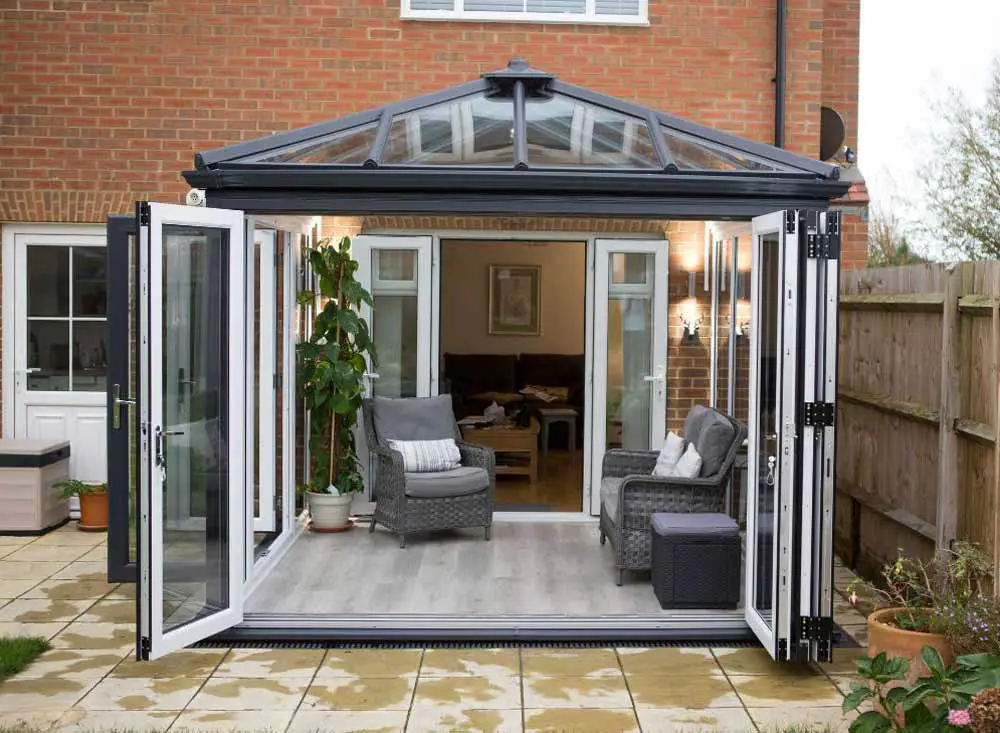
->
75;675;205;710
520;648;620;678
112;649;227;678
634;707;757;733
521;675;631;709
30;530;107;547
523;708;639;733
748;705;854;731
316;648;422;679
407;707;523;732
286;710;408;733
0;620;68;639
9;648;129;680
4;545;92;563
22;576;118;601
0;677;98;712
49;621;134;651
301;677;417;711
729;673;844;707
0;560;69;580
75;599;135;624
617;647;719;677
420;647;520;677
171;709;295;732
0;577;41;597
0;711;65;732
627;671;743;709
412;674;522;710
212;648;325;678
186;677;310;711
55;709;179;731
0;598;92;623
51;562;109;580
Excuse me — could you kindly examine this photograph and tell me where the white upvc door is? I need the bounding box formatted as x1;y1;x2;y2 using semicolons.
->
745;209;838;663
589;239;668;515
353;235;434;399
138;202;247;660
7;228;108;485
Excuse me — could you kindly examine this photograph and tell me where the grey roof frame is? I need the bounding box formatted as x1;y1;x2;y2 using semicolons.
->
184;59;850;216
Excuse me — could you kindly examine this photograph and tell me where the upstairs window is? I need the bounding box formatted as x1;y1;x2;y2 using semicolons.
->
402;0;647;25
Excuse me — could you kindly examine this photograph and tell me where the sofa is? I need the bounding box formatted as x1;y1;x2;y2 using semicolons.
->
442;352;585;445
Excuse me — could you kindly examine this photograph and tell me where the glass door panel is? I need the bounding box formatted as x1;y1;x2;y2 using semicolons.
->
590;240;668;515
138;202;246;660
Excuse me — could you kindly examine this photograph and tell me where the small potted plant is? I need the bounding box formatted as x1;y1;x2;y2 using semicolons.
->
848;542;993;678
54;479;108;532
297;236;377;532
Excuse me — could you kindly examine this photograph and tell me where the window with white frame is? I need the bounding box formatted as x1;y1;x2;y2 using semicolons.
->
402;0;646;25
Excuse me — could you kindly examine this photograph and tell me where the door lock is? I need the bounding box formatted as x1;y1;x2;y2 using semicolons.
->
112;383;136;430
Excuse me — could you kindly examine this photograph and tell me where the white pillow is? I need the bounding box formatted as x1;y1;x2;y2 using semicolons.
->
387;438;461;473
673;443;703;479
652;431;685;477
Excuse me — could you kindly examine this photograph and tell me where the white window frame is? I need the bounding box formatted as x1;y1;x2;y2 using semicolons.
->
400;0;649;26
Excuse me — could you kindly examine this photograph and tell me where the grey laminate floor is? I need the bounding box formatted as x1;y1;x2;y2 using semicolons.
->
247;521;745;616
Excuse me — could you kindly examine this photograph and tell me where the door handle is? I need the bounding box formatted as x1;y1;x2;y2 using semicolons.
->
112;383;136;430
642;366;666;399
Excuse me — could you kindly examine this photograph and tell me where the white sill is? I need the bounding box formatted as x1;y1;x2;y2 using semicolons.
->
401;10;650;26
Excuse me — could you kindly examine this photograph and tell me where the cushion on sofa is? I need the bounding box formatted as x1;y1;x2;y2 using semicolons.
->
683;405;709;446
404;466;490;498
516;354;584;404
693;410;736;477
372;395;457;442
600;477;624;524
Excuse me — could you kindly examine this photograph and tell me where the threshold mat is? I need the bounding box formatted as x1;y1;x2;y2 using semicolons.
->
192;638;763;650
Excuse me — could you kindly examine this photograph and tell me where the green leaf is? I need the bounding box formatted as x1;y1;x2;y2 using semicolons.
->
849;710;893;733
956;652;1000;671
337;309;361;335
842;684;873;713
920;645;946;679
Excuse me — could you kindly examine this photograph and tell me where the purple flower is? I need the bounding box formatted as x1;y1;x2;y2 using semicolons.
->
947;709;971;727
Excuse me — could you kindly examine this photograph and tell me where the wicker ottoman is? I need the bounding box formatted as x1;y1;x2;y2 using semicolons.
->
650;512;741;610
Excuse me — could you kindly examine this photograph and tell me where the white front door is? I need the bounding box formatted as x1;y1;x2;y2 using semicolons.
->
589;239;669;515
8;228;107;484
137;202;247;660
745;209;838;662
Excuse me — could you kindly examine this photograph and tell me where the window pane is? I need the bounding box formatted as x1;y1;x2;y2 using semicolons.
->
27;246;69;317
525;0;585;12
409;0;453;8
254;123;377;165
663;128;779;172
27;320;70;391
595;0;639;13
377;250;416;281
73;247;107;316
606;256;653;451
372;295;419;398
72;321;107;392
525;95;659;168
382;94;514;166
610;253;649;284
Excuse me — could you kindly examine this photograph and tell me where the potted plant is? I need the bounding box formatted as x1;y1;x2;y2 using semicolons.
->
297;236;377;532
848;542;993;678
54;479;108;532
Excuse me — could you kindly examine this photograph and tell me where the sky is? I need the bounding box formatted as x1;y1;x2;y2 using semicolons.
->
858;0;1000;255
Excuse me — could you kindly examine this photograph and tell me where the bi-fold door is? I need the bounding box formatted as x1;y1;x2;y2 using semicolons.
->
745;209;839;662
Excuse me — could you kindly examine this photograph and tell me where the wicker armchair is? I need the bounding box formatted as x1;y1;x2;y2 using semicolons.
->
363;395;495;548
599;406;746;585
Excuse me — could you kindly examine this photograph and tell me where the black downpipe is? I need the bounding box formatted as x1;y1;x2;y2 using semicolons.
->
775;0;787;148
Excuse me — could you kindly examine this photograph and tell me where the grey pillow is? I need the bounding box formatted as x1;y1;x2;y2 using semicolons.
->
683;405;709;446
372;395;457;443
694;410;736;477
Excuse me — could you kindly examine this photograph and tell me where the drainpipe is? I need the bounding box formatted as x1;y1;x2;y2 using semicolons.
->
774;0;787;148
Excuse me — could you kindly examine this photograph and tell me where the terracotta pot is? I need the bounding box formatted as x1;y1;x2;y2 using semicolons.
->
77;490;108;532
867;607;954;680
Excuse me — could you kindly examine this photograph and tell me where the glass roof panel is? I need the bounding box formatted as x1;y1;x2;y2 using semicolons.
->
662;128;780;172
525;93;660;168
253;122;378;164
382;92;515;166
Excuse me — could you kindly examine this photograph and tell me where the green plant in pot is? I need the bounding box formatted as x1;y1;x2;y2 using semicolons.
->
54;479;108;532
297;236;376;532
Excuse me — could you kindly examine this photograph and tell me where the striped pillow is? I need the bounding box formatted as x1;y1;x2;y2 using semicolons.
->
387;438;462;473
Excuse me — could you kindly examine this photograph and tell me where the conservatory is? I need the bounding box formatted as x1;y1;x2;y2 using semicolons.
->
104;60;845;661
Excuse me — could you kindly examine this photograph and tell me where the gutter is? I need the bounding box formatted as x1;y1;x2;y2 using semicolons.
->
775;0;787;148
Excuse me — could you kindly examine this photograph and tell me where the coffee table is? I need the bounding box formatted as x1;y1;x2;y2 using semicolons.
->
461;418;540;483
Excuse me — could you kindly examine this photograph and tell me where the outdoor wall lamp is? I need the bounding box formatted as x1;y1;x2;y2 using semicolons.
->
679;309;703;344
735;319;750;344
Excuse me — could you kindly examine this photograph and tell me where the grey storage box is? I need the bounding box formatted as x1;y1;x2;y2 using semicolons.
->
0;440;71;534
650;512;741;610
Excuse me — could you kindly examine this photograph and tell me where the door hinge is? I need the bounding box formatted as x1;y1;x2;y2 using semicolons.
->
784;209;797;234
777;638;788;660
798;615;834;642
137;202;151;227
805;209;841;259
139;636;151;660
803;401;835;427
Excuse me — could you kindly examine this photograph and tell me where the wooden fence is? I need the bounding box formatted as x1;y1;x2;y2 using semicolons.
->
837;262;1000;584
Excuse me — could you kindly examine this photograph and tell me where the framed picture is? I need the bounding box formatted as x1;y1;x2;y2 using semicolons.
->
489;265;540;335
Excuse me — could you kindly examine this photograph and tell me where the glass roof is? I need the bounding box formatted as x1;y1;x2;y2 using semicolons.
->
198;59;839;180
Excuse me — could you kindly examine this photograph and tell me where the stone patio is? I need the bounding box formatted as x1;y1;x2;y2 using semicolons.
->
0;523;867;732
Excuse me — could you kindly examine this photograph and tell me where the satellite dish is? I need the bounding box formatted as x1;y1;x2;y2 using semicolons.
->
819;106;846;161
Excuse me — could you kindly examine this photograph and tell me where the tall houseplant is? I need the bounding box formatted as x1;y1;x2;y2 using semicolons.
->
297;236;377;531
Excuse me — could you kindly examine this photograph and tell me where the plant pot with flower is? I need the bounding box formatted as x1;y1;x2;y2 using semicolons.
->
54;479;108;532
297;236;377;534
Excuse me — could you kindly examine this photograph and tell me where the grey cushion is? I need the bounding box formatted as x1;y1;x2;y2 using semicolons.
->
683;405;709;447
693;410;736;477
651;512;738;536
404;466;489;498
600;477;623;524
372;395;457;443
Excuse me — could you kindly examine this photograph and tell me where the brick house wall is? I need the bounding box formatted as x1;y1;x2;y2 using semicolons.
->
0;0;866;434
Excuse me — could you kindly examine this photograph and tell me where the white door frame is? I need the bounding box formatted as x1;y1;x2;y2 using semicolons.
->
2;224;107;441
590;239;669;516
139;203;246;659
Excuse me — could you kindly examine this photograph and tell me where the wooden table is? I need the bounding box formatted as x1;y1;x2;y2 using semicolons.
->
461;418;540;483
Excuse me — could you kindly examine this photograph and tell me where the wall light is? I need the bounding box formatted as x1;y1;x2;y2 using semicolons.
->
679;301;703;344
688;271;697;299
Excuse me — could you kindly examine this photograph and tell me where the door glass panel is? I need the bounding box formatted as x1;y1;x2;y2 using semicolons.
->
73;247;107;316
27;247;69;317
72;322;108;391
371;250;418;398
161;224;231;634
274;237;286;530
26;321;70;391
752;232;781;629
129;233;139;563
606;253;653;451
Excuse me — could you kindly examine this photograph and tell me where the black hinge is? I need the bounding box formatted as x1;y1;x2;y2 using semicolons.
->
807;233;840;259
827;210;841;235
798;615;834;642
139;636;151;660
784;209;797;234
803;401;835;427
137;201;150;226
777;638;788;660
